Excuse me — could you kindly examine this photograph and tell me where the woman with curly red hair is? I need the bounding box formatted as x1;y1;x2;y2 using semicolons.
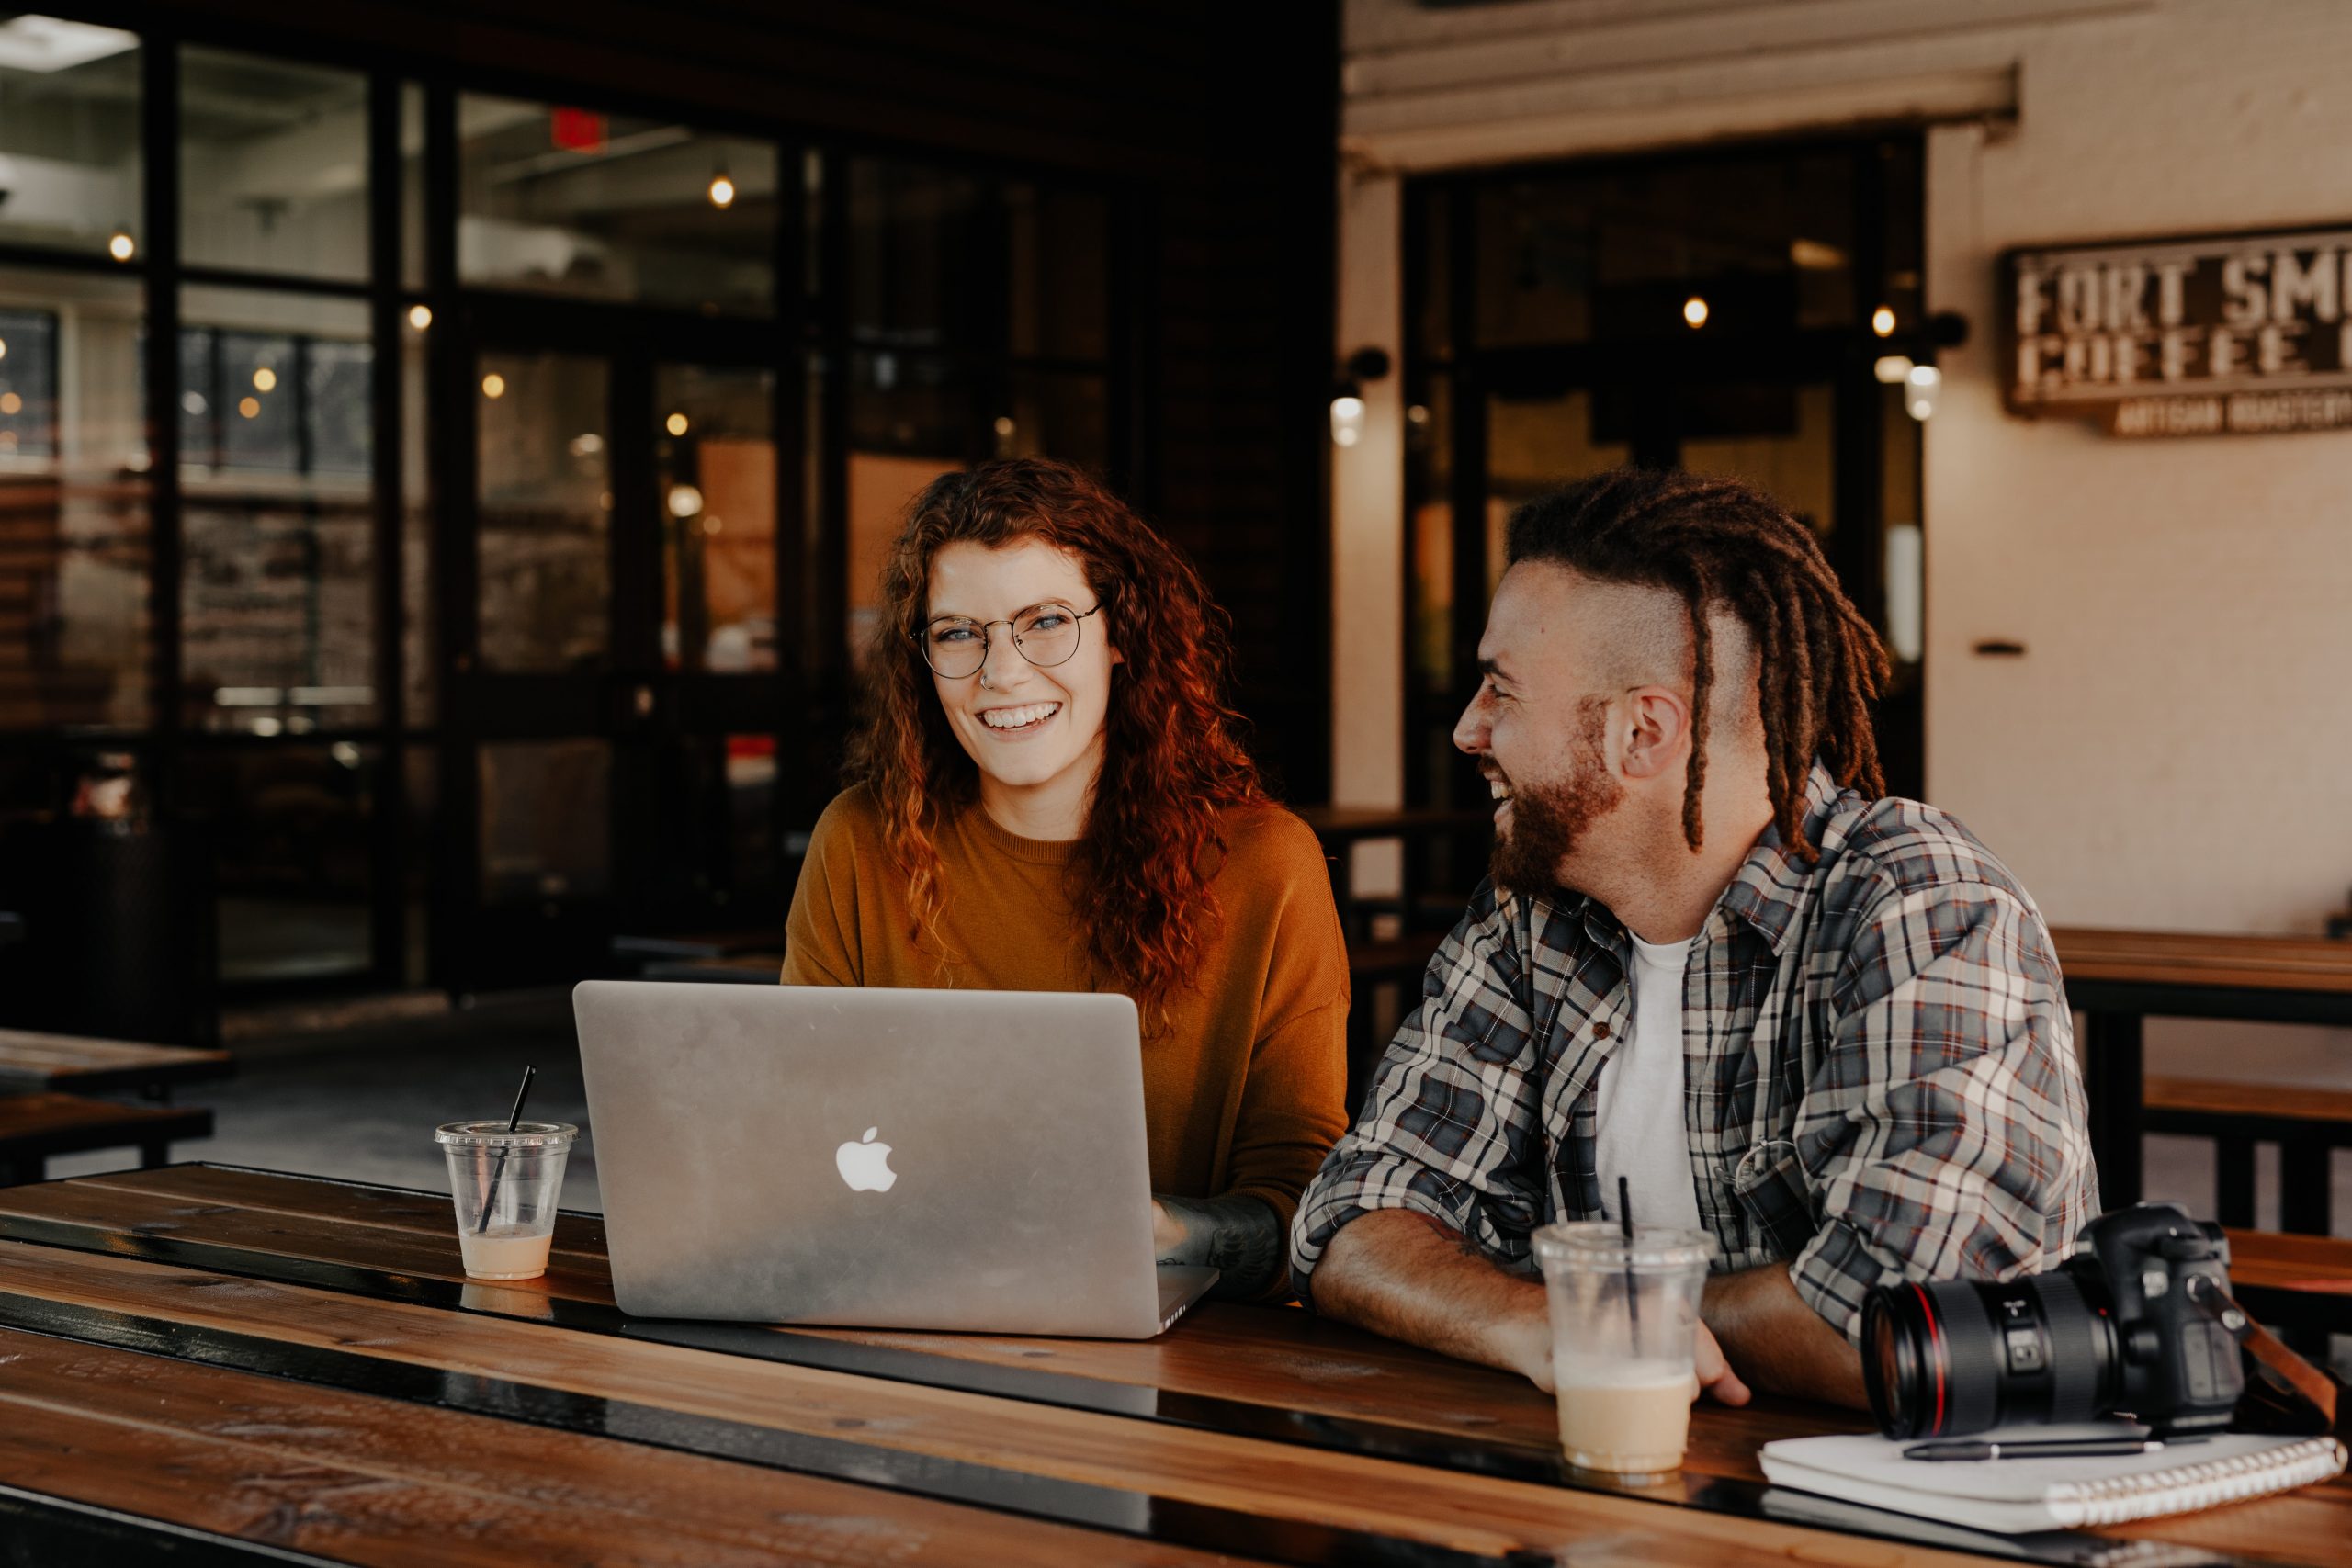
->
782;457;1348;1299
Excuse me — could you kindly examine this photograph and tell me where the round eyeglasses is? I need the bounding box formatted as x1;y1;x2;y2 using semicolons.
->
915;601;1103;680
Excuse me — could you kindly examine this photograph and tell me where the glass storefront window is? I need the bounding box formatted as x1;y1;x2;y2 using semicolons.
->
179;288;376;734
1472;151;1860;346
180;48;368;282
849;158;983;350
401;83;426;291
477;350;610;673
846;349;966;663
1676;382;1838;539
1007;183;1108;362
1003;369;1108;473
656;363;775;673
0;266;147;728
181;742;378;983
0;17;141;260
480;738;609;902
458;94;776;316
401;307;431;725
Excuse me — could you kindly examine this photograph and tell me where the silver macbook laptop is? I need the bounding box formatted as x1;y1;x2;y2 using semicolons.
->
572;980;1217;1337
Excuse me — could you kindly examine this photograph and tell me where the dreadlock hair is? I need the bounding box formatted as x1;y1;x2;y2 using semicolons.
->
1503;467;1892;863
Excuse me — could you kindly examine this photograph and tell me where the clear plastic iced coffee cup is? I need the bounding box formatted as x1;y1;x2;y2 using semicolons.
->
1532;1222;1718;1481
435;1120;578;1280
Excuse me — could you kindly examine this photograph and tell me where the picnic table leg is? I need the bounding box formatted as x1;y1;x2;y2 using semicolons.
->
140;1140;168;1170
2083;1009;2143;1208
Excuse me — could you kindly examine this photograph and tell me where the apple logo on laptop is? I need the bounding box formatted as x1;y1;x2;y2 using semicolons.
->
836;1127;897;1192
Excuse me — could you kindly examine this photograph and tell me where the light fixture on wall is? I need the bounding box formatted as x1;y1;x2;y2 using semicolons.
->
707;166;736;209
1329;345;1392;448
1904;364;1941;421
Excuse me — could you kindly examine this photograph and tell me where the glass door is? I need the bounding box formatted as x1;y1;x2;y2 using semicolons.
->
438;306;793;992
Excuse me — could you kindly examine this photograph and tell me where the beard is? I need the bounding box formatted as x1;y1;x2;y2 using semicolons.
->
1488;700;1623;898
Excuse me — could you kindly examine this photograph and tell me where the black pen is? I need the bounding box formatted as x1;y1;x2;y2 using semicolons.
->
1904;1438;2168;1462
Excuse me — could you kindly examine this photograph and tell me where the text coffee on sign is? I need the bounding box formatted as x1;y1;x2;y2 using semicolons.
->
2003;225;2352;437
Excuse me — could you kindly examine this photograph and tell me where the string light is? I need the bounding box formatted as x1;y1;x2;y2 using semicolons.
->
1871;305;1897;337
665;412;689;436
1682;296;1709;328
107;231;135;262
481;373;506;400
707;171;736;209
238;396;261;419
407;304;433;331
253;367;277;393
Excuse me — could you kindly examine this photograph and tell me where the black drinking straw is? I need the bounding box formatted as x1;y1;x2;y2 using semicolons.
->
473;1064;537;1235
1618;1174;1642;1357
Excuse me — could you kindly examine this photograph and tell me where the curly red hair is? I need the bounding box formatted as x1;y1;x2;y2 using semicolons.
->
845;458;1267;1027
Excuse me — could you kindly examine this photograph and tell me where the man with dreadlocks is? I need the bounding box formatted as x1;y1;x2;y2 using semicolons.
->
1290;467;2096;1406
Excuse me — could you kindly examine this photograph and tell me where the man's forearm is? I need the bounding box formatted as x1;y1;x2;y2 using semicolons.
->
1155;1194;1285;1299
1702;1263;1868;1407
1306;1210;1552;1383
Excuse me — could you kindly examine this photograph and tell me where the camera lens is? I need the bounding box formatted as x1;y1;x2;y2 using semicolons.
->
1862;1271;2117;1439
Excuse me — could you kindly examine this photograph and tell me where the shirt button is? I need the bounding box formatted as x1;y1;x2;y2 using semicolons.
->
1593;1021;1611;1040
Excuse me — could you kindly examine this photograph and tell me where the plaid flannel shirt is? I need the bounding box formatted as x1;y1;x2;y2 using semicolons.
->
1291;764;2098;1342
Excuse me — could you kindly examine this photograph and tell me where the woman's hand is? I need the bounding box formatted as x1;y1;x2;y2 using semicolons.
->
1150;1193;1284;1297
1151;1200;1186;1258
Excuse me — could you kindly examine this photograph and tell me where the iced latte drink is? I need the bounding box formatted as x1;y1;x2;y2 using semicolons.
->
1532;1222;1716;1480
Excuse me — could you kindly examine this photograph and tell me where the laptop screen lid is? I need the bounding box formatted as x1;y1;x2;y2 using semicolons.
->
575;980;1175;1337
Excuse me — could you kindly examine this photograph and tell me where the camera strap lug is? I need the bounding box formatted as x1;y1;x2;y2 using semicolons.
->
2188;1274;2342;1433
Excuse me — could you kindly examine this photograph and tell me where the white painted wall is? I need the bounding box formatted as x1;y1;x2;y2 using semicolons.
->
1339;0;2352;936
1922;4;2352;933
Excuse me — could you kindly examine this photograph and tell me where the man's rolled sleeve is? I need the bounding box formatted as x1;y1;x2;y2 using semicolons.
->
1288;898;1549;1307
1790;884;2098;1342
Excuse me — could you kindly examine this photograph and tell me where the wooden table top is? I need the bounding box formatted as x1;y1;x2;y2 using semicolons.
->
0;1166;2341;1566
0;1027;232;1094
2051;927;2352;998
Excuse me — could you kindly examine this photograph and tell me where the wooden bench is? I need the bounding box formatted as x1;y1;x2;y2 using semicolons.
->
0;1094;214;1186
2144;1076;2352;1235
0;1029;232;1102
2222;1226;2352;1355
2052;925;2352;1210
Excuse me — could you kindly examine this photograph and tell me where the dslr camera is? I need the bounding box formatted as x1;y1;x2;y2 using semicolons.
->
1862;1202;2244;1440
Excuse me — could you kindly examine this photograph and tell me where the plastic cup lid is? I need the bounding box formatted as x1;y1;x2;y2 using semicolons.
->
1532;1221;1716;1272
435;1119;577;1149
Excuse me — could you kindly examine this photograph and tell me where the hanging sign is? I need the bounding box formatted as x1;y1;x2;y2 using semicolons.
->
2003;224;2352;436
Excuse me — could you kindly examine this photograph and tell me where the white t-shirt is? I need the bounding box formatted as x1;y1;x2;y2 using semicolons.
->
1593;933;1705;1233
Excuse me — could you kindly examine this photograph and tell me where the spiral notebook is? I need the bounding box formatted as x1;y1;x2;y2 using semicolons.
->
1759;1423;2347;1533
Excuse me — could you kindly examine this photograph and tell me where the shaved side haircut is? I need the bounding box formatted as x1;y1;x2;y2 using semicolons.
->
1503;468;1892;862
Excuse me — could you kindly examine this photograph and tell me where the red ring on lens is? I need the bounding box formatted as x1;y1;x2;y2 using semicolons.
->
1909;1281;1947;1436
